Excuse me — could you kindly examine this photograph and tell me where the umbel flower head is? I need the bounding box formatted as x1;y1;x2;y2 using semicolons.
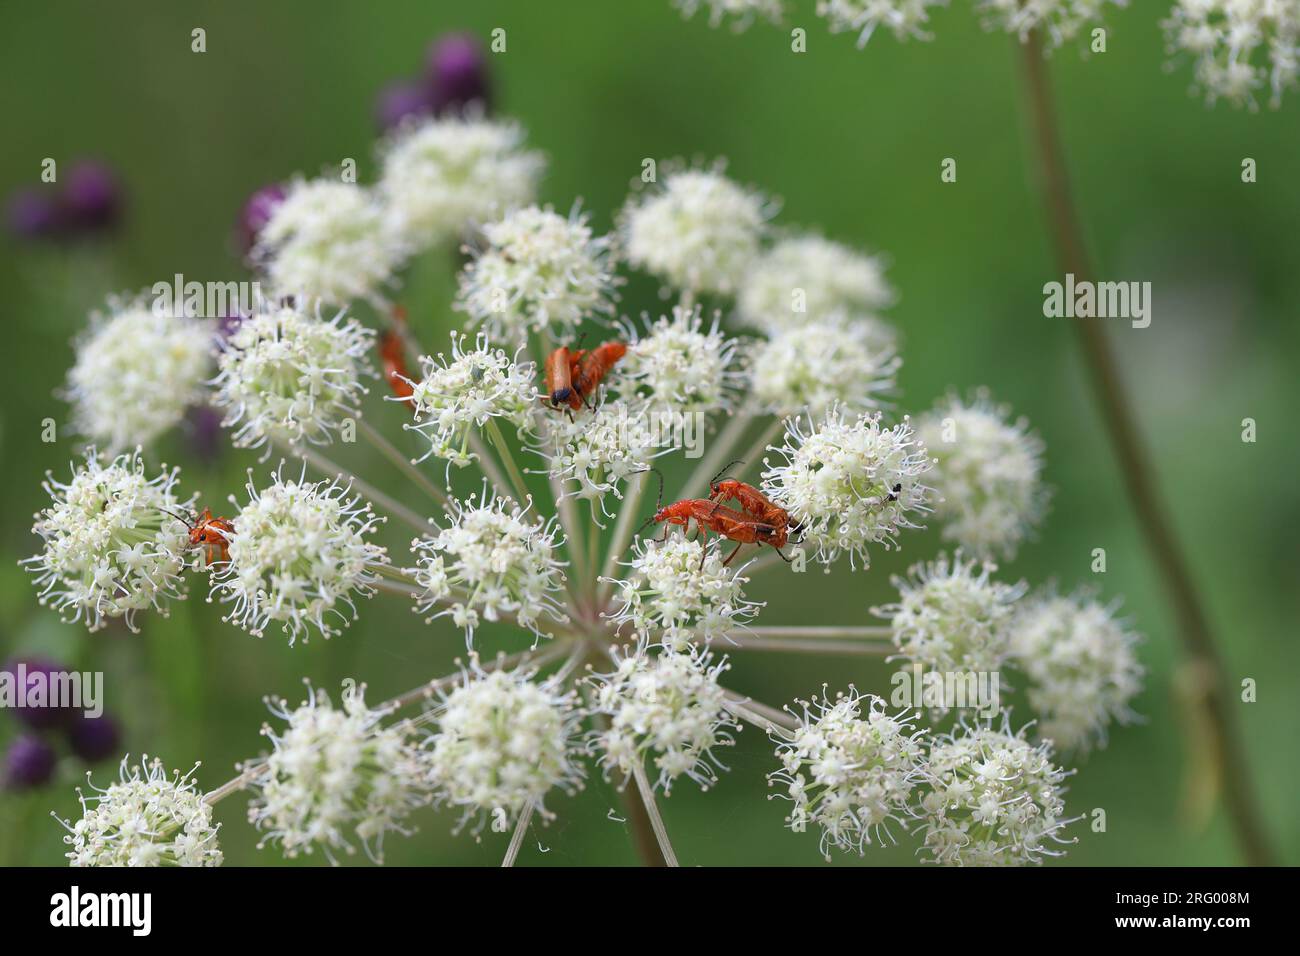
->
604;534;763;648
590;645;739;793
1164;0;1300;109
24;449;192;633
378;113;545;250
1010;590;1143;752
409;488;569;644
544;403;667;520
976;0;1128;48
64;298;212;453
616;304;744;415
916;390;1049;561
210;463;387;644
248;682;433;863
675;0;786;29
816;0;947;46
253;178;405;305
750;312;900;418
427;666;585;828
769;687;926;859
762;406;933;569
916;714;1077;866
212;300;375;452
736;234;894;335
619;162;771;296
876;553;1025;714
57;756;222;867
456;204;620;345
402;332;537;471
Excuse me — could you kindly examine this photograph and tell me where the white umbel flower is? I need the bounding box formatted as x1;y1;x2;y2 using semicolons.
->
210;464;387;644
916;715;1076;866
65;300;212;453
620;164;770;296
750;313;900;418
456;205;620;345
428;667;584;827
769;688;926;859
736;234;894;335
212;302;375;452
977;0;1127;48
603;535;763;647
674;0;785;30
249;682;433;863
761;406;933;569
379;114;545;250
401;332;537;471
817;0;947;46
1164;0;1300;108
409;489;568;644
875;553;1026;713
1010;591;1143;752
24;449;192;633
590;645;738;793
254;179;404;305
544;402;668;520
58;757;222;867
916;390;1049;561
617;304;744;415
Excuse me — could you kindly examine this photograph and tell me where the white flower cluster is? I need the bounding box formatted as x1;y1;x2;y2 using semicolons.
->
675;0;786;30
604;535;763;647
65;300;212;453
590;645;738;792
210;465;387;644
770;689;926;859
620;164;770;296
58;757;222;867
1010;591;1143;752
24;450;192;633
213;302;375;452
428;668;584;826
617;304;743;414
1164;0;1300;108
254;179;404;305
750;313;900;418
877;553;1026;708
402;332;537;471
737;234;894;335
544;404;666;518
379;114;545;250
916;391;1048;560
916;717;1076;866
762;406;933;568
409;490;568;644
456;205;620;344
977;0;1127;47
249;683;432;863
816;0;947;46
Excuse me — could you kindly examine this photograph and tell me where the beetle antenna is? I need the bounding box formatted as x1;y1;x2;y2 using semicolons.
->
161;508;195;530
709;458;746;488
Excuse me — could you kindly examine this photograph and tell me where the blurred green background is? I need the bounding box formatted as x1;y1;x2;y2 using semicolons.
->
1;0;1296;866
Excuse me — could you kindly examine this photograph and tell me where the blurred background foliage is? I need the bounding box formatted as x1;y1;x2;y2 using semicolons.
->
0;0;1296;866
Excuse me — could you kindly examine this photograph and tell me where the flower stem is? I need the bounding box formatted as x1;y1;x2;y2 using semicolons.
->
677;407;754;500
359;418;449;506
596;470;649;602
279;439;430;537
485;418;533;506
1017;30;1275;866
501;804;533;867
631;763;679;867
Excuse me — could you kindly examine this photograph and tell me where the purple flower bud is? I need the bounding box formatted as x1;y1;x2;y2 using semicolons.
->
1;658;78;731
427;33;491;115
6;187;65;239
376;80;434;133
235;183;287;256
184;403;225;466
67;713;122;764
62;161;121;231
4;736;57;790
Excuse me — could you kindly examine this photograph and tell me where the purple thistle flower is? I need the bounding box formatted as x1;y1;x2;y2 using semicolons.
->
235;182;287;256
4;736;57;790
427;33;491;115
6;187;65;239
376;80;434;133
1;658;78;731
66;713;122;764
62;161;121;231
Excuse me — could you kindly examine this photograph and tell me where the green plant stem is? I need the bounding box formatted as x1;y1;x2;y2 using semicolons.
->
1018;30;1274;867
359;418;449;506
